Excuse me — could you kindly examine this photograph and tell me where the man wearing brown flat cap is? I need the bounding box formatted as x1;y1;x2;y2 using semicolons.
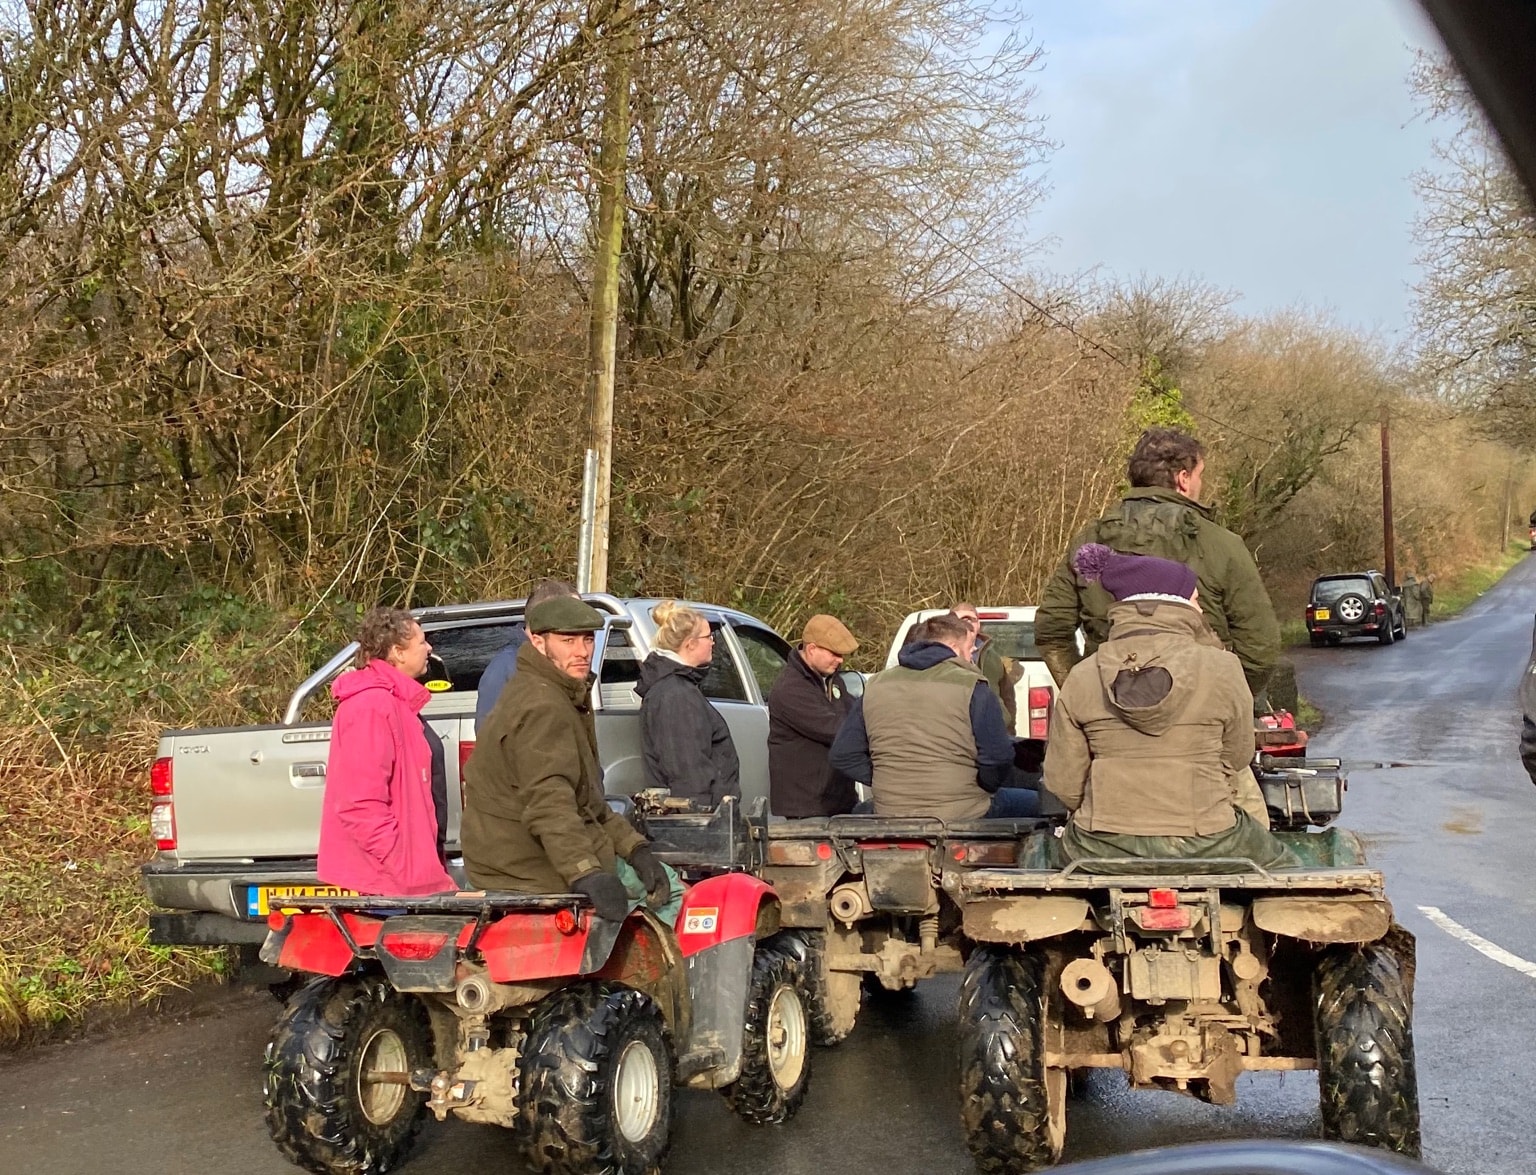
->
767;614;860;818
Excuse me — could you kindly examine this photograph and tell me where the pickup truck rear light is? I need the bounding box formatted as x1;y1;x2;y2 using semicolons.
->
150;756;176;850
151;756;173;795
1027;686;1053;740
458;740;475;808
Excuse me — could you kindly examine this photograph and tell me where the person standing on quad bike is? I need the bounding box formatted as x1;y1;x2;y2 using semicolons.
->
1043;545;1294;869
830;613;1039;819
461;596;677;921
1035;427;1280;706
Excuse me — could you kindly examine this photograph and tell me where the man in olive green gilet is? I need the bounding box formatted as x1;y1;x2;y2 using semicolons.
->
1035;427;1280;704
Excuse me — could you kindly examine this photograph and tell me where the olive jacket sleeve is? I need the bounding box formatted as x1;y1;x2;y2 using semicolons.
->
511;704;616;884
1035;525;1097;687
1211;529;1281;699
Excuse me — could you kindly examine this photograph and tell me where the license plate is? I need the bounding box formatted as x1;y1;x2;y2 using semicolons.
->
247;884;355;917
1313;608;1330;621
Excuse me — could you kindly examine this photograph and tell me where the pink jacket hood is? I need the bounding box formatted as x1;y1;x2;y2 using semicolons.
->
332;658;431;709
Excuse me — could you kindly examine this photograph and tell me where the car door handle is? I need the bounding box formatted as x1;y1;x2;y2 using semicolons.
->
290;762;327;787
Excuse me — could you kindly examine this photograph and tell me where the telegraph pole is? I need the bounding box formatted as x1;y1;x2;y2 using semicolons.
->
576;1;634;594
1380;405;1396;586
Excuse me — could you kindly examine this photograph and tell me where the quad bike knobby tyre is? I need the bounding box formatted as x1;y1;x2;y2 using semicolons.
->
1314;942;1422;1157
724;946;813;1124
777;928;861;1046
958;946;1065;1173
519;983;673;1175
263;975;432;1175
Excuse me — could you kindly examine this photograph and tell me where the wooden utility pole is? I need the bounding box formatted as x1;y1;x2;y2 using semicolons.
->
1380;406;1396;586
576;1;634;594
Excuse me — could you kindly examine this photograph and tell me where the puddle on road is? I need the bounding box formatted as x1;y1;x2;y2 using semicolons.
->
1442;806;1484;836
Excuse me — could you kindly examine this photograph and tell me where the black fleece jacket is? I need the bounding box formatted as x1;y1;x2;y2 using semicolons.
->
636;652;742;807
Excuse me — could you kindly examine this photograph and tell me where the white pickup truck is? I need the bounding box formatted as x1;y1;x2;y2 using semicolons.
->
885;606;1059;742
142;594;804;957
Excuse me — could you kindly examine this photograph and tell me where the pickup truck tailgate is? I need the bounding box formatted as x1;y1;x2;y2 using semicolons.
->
162;724;336;859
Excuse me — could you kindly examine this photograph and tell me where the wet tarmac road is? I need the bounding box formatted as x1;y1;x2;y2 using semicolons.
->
4;554;1534;1175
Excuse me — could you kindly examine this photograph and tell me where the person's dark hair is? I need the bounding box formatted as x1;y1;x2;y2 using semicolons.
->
527;578;578;611
913;613;971;646
1127;427;1205;489
355;606;419;668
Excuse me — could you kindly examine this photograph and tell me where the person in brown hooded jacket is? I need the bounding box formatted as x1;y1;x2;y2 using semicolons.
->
1043;544;1293;869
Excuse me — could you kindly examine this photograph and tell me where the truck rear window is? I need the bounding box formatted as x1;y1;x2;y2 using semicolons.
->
981;620;1040;661
421;622;524;692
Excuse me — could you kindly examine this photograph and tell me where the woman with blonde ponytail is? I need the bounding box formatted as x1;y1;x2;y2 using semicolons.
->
636;601;741;808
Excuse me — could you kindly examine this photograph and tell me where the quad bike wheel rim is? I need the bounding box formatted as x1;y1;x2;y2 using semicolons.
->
766;984;808;1090
356;1027;409;1125
614;1039;661;1143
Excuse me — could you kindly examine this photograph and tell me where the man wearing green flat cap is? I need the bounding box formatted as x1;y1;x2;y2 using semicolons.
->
461;596;673;920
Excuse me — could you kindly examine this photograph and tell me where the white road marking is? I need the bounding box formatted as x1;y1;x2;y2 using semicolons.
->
1418;905;1536;979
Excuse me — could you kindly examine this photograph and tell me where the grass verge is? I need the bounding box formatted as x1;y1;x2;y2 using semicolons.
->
0;750;230;1049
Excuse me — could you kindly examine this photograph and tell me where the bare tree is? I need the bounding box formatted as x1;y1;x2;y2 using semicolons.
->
1411;52;1536;449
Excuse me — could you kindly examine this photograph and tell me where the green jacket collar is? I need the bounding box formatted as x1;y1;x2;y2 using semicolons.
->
1122;485;1213;520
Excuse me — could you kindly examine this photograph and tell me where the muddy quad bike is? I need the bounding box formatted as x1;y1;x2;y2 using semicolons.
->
757;814;1045;1045
754;745;1340;1049
948;763;1418;1172
260;804;810;1175
757;760;1418;1171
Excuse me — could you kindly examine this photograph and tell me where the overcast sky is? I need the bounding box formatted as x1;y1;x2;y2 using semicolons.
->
1018;0;1446;338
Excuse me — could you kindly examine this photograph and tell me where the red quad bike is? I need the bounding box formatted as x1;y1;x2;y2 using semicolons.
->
259;805;811;1175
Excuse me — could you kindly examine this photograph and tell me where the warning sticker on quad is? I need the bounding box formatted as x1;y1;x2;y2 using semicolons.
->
682;907;719;934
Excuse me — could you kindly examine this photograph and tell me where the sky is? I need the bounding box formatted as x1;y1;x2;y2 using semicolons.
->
1015;0;1447;338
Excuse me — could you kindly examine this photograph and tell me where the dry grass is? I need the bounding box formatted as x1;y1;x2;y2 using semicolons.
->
0;743;228;1046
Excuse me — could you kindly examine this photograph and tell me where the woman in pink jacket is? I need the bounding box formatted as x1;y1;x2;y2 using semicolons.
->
317;607;456;896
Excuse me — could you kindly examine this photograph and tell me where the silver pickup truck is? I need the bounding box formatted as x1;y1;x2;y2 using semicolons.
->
142;594;805;956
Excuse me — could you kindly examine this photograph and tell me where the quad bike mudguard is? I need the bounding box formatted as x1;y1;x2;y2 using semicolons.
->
672;872;780;1087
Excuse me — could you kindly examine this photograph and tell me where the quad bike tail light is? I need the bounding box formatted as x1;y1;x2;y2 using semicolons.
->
1148;888;1178;908
1135;906;1193;931
380;931;452;961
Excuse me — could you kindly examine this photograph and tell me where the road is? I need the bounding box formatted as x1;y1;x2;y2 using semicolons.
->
3;554;1534;1175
